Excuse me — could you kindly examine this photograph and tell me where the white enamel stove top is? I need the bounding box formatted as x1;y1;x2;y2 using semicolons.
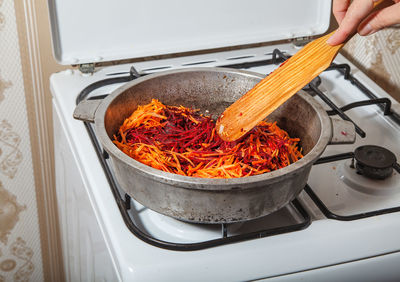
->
51;43;400;281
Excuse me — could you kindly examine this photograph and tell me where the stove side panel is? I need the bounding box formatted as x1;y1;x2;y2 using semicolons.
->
53;100;119;282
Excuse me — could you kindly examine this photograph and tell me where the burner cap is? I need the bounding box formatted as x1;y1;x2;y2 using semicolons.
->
354;145;397;180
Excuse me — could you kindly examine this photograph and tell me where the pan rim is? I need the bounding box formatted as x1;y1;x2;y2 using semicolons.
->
95;67;331;190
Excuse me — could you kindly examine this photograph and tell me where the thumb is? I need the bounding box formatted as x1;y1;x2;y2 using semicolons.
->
358;2;400;35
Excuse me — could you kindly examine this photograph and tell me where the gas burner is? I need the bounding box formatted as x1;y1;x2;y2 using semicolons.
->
315;145;400;196
338;159;400;196
354;145;397;180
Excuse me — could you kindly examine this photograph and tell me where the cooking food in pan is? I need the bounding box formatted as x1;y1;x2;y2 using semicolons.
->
73;68;355;223
113;99;303;178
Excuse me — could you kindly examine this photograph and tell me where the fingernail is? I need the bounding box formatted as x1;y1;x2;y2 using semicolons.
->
359;23;373;36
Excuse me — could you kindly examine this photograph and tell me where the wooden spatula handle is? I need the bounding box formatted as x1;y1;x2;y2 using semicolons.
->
216;0;385;142
216;32;342;141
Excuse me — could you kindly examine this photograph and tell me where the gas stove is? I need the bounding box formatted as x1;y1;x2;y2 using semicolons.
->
51;43;400;281
48;0;400;280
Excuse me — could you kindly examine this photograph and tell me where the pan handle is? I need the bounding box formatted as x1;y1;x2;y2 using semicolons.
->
73;99;103;123
328;117;356;145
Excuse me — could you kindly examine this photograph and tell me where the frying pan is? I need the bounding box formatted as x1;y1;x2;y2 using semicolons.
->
74;67;355;223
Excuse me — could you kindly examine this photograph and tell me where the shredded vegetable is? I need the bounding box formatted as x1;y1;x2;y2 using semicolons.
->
113;99;303;178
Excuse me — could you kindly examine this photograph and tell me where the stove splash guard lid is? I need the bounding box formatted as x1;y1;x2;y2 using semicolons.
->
48;0;331;65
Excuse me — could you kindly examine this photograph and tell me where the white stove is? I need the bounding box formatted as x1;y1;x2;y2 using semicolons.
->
51;45;400;281
48;0;400;281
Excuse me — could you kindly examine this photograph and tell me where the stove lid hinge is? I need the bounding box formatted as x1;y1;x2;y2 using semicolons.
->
292;36;312;47
79;63;95;74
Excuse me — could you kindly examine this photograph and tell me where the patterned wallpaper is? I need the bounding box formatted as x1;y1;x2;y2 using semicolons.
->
0;0;43;281
343;27;400;102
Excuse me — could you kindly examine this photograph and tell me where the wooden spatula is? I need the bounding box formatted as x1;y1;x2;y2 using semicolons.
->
216;0;385;142
215;30;342;141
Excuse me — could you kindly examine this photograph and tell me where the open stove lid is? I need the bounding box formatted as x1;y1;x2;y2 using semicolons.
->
48;0;331;65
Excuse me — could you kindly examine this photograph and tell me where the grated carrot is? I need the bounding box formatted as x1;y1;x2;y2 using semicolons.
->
113;99;303;178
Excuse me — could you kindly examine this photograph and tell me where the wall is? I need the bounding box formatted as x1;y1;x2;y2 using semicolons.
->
342;28;400;102
1;0;65;281
0;0;43;280
328;12;400;103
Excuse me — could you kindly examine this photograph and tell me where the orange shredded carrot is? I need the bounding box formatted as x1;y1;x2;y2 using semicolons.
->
113;99;303;178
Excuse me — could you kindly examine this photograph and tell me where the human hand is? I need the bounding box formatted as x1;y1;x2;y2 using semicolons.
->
327;0;400;45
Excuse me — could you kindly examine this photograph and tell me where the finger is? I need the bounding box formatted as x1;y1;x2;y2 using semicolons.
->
327;0;377;45
358;2;400;35
333;0;351;24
